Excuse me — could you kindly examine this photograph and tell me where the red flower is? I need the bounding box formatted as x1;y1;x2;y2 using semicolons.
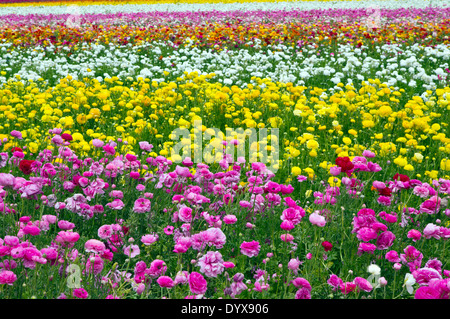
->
393;173;409;182
61;133;73;141
322;241;333;252
10;147;23;153
378;187;392;196
19;159;35;175
335;157;354;172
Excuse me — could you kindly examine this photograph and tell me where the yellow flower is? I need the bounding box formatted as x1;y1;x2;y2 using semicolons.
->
441;159;450;171
306;140;319;150
291;166;302;176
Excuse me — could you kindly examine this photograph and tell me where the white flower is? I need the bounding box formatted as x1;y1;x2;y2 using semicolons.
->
367;264;381;276
403;273;416;294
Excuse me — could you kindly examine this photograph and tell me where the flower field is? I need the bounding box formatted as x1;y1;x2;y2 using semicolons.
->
0;0;450;300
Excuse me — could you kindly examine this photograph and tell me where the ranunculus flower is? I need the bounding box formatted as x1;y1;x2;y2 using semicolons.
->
309;212;326;227
157;276;174;288
73;288;88;299
188;271;207;295
19;160;35;175
322;241;333;252
240;241;261;258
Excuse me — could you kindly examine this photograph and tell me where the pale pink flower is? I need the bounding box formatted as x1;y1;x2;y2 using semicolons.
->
123;245;140;258
85;239;106;254
197;251;224;278
141;233;159;245
309;212;326;227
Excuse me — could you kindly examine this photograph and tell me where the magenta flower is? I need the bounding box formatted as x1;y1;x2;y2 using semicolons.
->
188;272;207;295
354;277;373;292
157;276;175;288
407;229;422;242
178;206;193;223
240;240;261;258
414;286;441;299
73;288;88;299
147;259;167;278
0;270;17;285
376;231;396;250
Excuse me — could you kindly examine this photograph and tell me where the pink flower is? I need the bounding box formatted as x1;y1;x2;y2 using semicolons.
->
240;241;261;257
291;277;311;290
362;150;376;158
376;231;396;250
340;282;357;294
357;243;377;255
123;245;140;258
407;229;422;242
92;139;104;148
423;223;441;239
377;195;391;206
413;267;442;286
85;255;104;275
197;251;224;278
188;272;207;295
327;274;343;291
414;286;441;299
329;166;341;176
385;250;401;263
55;231;80;246
106;199;124;210
356;227;378;242
223;262;235;269
288;258;301;274
164;226;174;235
133;198;151;213
281;207;304;225
280;234;294;242
280;220;295;231
23;224;41;236
73;288;88;299
98;225;113;240
58;220;75;230
85;239;106;254
157;276;174;288
295;288;311;299
223;215;237;225
141;233;159;245
178;206;193;223
0;270;17;285
147;259;167;278
10;130;22;139
353;277;373;292
309;212;326;227
0;173;15;188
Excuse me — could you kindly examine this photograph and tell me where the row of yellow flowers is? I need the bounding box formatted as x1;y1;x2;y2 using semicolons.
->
1;72;449;182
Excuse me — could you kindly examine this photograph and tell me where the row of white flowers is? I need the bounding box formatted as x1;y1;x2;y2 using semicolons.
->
0;0;448;16
0;40;448;91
